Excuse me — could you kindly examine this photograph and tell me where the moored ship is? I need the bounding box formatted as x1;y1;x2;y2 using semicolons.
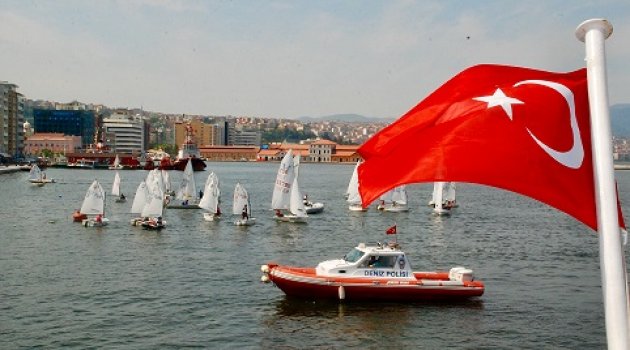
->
160;123;206;171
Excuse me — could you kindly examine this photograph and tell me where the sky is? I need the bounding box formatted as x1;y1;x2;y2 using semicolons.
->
1;0;630;119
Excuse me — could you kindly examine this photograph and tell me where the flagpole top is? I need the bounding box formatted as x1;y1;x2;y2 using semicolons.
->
576;19;613;42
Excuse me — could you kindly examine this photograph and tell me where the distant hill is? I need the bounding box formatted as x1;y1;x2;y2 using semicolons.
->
297;106;630;135
299;113;393;123
611;104;630;137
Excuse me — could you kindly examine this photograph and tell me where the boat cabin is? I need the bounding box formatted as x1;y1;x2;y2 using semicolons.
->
315;242;415;280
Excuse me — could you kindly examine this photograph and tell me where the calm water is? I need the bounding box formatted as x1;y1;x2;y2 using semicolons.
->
2;162;630;349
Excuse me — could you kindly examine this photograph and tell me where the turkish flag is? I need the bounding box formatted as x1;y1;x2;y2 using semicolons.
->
386;225;397;235
358;64;625;232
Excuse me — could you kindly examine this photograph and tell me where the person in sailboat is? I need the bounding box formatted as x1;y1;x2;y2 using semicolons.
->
95;214;102;224
303;194;312;206
216;206;222;216
242;204;249;220
275;209;284;217
120;193;126;201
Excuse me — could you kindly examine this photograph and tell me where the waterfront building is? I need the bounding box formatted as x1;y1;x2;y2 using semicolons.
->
24;133;81;156
103;111;147;154
0;82;25;157
199;145;259;161
308;139;337;162
255;140;359;162
33;108;96;148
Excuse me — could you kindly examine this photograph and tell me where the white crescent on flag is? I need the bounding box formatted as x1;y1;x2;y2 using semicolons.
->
474;80;584;169
514;79;584;169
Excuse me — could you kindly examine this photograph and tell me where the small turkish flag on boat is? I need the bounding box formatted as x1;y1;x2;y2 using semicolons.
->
386;225;397;235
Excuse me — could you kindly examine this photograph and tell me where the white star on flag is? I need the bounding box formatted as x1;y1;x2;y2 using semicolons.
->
473;88;524;120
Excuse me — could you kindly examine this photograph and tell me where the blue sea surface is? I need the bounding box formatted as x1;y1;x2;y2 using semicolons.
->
1;162;629;348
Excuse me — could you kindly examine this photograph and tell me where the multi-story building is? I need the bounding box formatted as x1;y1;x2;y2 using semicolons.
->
33;109;96;148
308;139;336;162
231;129;261;146
175;119;226;147
103;111;146;154
0;82;25;157
24;132;82;156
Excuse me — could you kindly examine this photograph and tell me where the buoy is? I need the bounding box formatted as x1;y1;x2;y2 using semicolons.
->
338;285;345;300
261;275;270;283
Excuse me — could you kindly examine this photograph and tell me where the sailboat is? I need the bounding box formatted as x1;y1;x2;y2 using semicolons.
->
384;185;409;212
199;172;222;221
303;194;325;214
376;186;408;212
130;181;148;226
271;150;308;223
28;164;54;186
431;182;452;216
141;177;166;230
376;189;393;210
233;182;256;226
166;159;200;209
112;171;126;202
80;180;109;227
347;161;367;212
445;182;458;208
109;154;123;170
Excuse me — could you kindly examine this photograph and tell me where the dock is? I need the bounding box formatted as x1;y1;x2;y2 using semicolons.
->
0;165;29;174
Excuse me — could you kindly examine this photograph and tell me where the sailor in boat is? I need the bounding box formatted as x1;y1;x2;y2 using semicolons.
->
72;209;87;222
119;193;126;201
303;194;312;206
275;209;284;217
242;204;249;220
182;199;189;206
95;214;103;224
377;200;386;210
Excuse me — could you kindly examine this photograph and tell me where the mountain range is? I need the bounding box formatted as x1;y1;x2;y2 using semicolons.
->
303;104;630;137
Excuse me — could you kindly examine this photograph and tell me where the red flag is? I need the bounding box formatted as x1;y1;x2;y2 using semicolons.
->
358;64;625;232
386;225;397;235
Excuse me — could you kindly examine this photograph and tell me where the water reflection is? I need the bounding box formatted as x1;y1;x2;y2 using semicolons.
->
259;297;485;348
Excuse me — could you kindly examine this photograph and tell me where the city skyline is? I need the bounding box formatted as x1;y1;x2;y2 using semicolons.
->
2;1;630;119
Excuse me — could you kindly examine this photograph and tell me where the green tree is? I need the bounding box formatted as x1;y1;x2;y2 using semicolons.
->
40;149;54;159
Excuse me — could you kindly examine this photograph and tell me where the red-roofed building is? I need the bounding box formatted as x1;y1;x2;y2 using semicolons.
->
256;140;361;163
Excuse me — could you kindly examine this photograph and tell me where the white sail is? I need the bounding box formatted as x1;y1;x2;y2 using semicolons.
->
390;185;408;205
176;159;196;200
379;189;394;203
80;180;106;215
271;150;295;210
162;170;171;193
131;181;149;214
232;183;251;216
445;182;457;203
113;155;120;167
112;171;121;196
346;161;361;198
289;155;307;217
141;179;164;217
433;182;445;211
198;175;220;213
29;164;42;181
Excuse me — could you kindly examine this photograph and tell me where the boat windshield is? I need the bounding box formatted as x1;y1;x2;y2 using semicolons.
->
343;248;364;263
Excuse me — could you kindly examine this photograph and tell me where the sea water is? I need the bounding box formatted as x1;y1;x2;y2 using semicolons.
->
1;162;629;348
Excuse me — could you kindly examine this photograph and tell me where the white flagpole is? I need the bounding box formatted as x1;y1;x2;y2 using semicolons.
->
576;19;629;349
